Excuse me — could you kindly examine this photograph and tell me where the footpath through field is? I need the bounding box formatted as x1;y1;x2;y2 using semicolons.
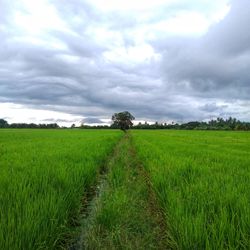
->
71;133;169;250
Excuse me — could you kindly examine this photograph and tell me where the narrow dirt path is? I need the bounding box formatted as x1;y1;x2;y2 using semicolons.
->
76;133;171;249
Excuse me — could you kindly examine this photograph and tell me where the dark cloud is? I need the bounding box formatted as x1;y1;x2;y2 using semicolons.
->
0;0;249;122
199;103;228;112
42;118;79;123
82;117;105;124
159;0;250;103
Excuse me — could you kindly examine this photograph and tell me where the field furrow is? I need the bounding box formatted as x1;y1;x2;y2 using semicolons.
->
83;133;169;249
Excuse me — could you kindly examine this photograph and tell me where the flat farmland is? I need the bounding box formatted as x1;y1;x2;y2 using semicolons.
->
0;129;122;250
132;130;250;249
1;129;249;249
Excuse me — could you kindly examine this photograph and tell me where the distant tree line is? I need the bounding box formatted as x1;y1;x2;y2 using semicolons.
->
0;119;59;129
79;124;111;129
133;117;250;131
1;117;250;130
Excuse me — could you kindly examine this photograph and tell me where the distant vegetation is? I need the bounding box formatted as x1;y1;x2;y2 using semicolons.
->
133;117;250;130
1;116;250;130
0;119;59;129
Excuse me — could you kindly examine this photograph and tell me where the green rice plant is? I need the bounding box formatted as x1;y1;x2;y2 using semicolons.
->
132;130;250;250
0;129;122;250
84;134;168;249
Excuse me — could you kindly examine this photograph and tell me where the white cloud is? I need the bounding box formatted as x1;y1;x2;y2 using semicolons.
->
14;0;68;34
0;103;83;126
89;0;171;11
103;44;160;64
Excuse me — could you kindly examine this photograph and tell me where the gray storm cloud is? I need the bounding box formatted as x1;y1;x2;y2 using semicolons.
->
0;0;249;122
82;117;105;124
159;0;250;100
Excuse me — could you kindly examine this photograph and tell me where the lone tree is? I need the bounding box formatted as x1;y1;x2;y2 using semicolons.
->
0;119;8;128
111;111;135;132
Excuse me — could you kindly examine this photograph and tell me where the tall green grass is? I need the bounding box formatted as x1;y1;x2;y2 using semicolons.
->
0;129;122;250
84;134;167;249
132;130;250;249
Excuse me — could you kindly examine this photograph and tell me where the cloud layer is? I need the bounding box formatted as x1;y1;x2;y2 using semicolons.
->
0;0;249;123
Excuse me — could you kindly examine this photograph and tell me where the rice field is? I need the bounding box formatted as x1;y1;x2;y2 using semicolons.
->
0;129;122;250
132;130;250;249
0;129;249;249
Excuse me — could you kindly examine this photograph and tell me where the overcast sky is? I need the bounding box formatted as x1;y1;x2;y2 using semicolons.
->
0;0;250;125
